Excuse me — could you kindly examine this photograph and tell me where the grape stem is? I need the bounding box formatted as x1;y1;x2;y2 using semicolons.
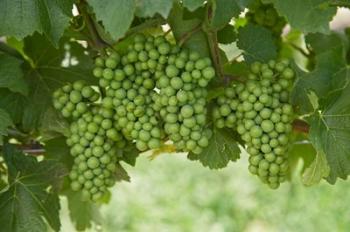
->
76;1;110;50
292;119;309;133
203;3;224;80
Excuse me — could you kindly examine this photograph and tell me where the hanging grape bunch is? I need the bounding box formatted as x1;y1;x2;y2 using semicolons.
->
92;34;216;154
246;0;286;36
213;59;295;188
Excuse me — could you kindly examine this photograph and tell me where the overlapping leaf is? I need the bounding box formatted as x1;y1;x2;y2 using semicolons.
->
88;0;135;40
0;0;73;46
0;53;27;95
291;33;349;114
271;0;337;34
237;23;277;63
0;144;66;232
136;0;174;18
19;33;96;131
0;109;13;144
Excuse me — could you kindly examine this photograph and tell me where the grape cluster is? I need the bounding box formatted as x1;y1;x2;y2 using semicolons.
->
154;48;215;154
52;81;99;118
92;35;166;151
213;59;295;188
246;0;286;36
67;106;126;201
92;34;215;154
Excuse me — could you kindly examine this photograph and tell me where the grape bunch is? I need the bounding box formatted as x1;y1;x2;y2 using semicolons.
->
246;0;286;36
92;34;215;154
213;59;295;188
154;48;215;154
66;106;126;201
52;80;99;118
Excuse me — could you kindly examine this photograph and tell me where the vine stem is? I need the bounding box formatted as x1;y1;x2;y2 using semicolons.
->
203;3;224;80
292;119;310;133
76;1;109;50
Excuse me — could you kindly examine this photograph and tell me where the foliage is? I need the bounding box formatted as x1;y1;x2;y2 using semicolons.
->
0;0;348;230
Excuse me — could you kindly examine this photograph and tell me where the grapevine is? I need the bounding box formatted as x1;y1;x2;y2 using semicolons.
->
0;0;348;230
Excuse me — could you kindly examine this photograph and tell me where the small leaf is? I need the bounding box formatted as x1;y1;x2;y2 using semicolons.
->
88;0;135;40
237;23;277;63
0;53;28;95
192;128;241;169
271;0;337;34
302;150;330;186
0;144;67;232
66;190;102;231
39;107;70;141
136;0;174;18
120;143;140;166
0;109;14;145
115;163;131;182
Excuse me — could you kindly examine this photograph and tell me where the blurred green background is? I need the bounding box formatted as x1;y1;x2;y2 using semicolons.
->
59;153;350;232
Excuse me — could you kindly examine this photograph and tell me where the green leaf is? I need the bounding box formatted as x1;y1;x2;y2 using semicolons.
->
45;136;73;170
66;190;102;231
271;0;336;34
183;0;205;11
237;23;277;63
191;128;241;169
217;24;237;44
0;109;13;145
20;33;96;131
168;2;209;56
136;0;174;18
302;150;330;186
39;108;70;141
210;0;241;29
0;89;26;124
88;0;135;40
0;53;27;95
120;143;140;166
308;85;350;183
0;0;73;46
115;163;131;182
291;33;349;114
0;144;67;232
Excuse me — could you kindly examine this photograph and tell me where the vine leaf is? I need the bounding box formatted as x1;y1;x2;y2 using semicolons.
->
0;53;28;95
302;150;330;186
0;144;67;232
210;0;241;29
136;0;174;18
45;136;74;170
0;109;13;145
291;33;349;114
237;23;277;63
19;33;96;132
65;190;102;231
271;0;337;34
183;0;205;11
168;2;210;56
0;0;73;46
189;128;241;169
88;0;135;40
308;84;350;183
